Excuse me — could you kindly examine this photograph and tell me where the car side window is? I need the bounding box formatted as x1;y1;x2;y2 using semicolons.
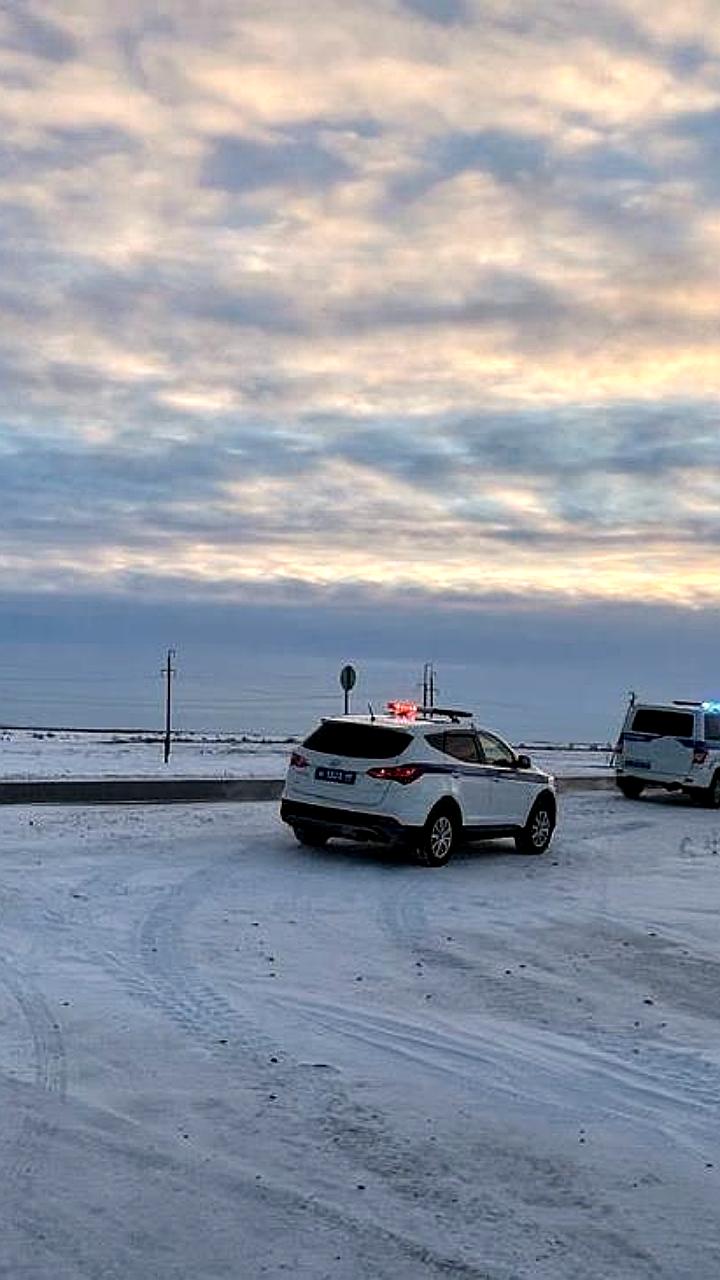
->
440;732;481;764
705;714;720;742
476;731;516;768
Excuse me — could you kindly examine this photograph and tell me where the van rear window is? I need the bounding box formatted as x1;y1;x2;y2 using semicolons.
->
303;722;412;759
631;708;694;738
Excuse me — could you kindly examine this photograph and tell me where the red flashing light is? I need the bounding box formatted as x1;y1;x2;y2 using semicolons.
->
386;700;418;720
367;764;424;785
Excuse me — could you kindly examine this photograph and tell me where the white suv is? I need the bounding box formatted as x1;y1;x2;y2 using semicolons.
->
281;705;557;866
615;699;720;806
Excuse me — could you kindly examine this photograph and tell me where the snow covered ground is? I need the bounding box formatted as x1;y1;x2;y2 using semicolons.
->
0;729;293;780
1;791;719;1278
0;728;612;780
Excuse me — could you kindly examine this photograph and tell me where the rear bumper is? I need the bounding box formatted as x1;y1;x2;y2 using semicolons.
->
616;769;702;791
280;799;415;846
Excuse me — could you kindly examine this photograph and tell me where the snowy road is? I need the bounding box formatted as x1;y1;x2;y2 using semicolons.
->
1;793;720;1279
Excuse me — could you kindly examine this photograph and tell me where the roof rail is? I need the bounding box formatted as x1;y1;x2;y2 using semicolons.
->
672;700;703;706
420;706;473;723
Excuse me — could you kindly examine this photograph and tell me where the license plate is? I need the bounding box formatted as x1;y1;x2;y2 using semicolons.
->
626;758;651;770
315;766;356;785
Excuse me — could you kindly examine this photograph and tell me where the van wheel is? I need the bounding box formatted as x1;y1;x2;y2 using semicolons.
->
515;800;555;855
415;807;458;867
618;778;644;799
706;774;720;809
293;825;328;848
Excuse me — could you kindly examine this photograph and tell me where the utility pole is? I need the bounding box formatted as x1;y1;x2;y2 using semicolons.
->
422;661;436;710
163;649;176;764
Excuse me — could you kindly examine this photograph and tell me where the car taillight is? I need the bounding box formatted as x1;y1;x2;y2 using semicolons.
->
290;752;309;769
693;747;708;766
367;764;424;785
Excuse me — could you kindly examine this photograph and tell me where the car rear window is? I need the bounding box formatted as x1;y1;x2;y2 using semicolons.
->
630;708;694;738
704;714;720;741
303;722;412;759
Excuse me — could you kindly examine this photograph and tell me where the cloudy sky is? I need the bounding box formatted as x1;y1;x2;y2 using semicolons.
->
1;0;719;731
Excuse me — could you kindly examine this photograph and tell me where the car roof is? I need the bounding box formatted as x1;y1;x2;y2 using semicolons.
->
318;714;488;733
629;702;703;712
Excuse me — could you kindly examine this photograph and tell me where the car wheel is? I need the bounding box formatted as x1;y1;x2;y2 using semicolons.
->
293;824;328;848
415;807;458;867
617;777;645;800
515;799;555;855
706;773;720;809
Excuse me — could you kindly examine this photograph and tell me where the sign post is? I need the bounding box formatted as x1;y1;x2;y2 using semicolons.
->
339;664;357;714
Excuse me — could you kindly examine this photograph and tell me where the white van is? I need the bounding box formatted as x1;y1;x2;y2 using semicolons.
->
615;700;720;806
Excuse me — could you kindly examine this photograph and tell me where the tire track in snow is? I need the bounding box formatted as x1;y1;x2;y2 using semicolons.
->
0;953;67;1196
46;849;277;1067
110;849;534;1259
134;854;281;1061
377;870;432;955
262;989;720;1155
56;843;354;1105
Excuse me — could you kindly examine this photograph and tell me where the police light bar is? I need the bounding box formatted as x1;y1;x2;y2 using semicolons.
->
386;700;418;719
421;706;473;721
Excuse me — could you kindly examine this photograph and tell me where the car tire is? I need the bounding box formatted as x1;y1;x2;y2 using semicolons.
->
293;824;329;848
706;773;720;809
515;798;555;855
414;806;458;868
617;777;645;800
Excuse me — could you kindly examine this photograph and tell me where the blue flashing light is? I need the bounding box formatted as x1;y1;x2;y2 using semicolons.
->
702;700;720;713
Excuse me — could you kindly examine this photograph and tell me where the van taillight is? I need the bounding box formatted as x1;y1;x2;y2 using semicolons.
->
290;752;309;769
367;764;424;785
693;746;708;766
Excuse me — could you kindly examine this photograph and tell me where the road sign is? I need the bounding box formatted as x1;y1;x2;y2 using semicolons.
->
340;664;357;714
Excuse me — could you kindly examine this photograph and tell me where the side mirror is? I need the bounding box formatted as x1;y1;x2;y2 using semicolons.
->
516;753;532;770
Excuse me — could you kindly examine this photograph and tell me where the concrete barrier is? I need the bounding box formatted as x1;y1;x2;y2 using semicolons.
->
0;778;285;806
0;774;614;806
557;775;616;793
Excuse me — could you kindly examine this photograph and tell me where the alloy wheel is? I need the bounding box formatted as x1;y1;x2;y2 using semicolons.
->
531;809;552;849
429;815;454;860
